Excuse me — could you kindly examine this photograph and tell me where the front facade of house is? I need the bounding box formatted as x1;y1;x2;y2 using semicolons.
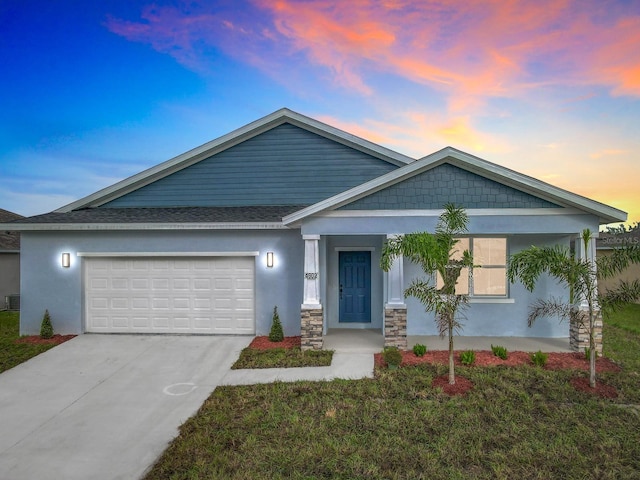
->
2;109;626;351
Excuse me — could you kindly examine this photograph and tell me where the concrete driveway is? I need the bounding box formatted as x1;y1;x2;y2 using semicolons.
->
0;334;252;480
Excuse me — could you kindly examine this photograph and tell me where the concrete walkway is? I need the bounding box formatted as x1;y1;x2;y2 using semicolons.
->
222;352;374;386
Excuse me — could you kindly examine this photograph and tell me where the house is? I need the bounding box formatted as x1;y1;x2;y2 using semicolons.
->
597;232;640;302
0;108;626;351
0;209;23;310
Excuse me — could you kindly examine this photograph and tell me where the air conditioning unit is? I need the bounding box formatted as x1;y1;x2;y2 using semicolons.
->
4;294;20;311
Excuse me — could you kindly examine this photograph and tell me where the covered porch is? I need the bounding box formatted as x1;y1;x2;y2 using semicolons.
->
322;328;573;353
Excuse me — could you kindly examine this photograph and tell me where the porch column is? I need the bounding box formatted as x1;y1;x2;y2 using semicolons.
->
301;234;323;351
384;234;407;349
570;233;602;353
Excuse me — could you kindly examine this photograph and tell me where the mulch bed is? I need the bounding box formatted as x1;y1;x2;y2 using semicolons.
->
570;377;619;398
432;375;474;396
374;350;621;373
15;334;76;345
376;349;621;397
248;336;302;350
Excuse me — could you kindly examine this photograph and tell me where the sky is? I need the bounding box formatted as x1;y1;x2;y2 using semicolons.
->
1;0;639;226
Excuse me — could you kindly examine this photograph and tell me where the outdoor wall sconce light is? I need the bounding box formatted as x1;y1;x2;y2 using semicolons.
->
266;251;274;268
62;253;71;268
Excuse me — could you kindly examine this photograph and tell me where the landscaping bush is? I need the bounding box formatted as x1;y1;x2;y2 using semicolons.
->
382;346;402;368
268;306;284;342
40;310;54;339
460;350;476;365
412;343;427;357
530;350;548;367
491;344;508;360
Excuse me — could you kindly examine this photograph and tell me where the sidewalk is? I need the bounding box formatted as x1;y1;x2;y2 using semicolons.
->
222;352;375;386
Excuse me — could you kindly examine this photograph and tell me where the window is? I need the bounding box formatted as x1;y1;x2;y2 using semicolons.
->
436;237;507;296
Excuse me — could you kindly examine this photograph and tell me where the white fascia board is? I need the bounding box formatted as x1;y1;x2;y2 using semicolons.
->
77;251;259;257
57;108;413;212
283;146;627;225
0;222;288;231
322;208;580;218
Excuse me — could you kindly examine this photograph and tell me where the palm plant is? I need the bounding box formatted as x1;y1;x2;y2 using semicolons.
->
508;228;640;387
381;204;474;385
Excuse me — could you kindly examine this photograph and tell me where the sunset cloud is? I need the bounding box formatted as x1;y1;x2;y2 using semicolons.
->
105;0;640;114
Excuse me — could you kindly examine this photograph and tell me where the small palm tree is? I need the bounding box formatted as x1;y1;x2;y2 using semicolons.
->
508;229;640;387
381;204;474;385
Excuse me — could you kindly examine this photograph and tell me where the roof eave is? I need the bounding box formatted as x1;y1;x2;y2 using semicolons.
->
283;146;627;225
0;222;289;231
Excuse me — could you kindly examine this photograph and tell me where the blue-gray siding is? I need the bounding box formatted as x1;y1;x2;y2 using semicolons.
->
104;124;398;208
340;163;560;210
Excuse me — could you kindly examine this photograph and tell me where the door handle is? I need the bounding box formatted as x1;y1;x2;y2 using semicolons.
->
339;284;343;300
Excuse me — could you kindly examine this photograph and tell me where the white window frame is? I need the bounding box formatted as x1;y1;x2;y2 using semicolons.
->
437;237;509;299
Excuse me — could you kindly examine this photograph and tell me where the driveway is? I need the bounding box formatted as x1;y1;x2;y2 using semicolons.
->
0;334;252;480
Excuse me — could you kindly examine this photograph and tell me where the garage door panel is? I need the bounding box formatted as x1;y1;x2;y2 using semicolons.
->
85;257;255;334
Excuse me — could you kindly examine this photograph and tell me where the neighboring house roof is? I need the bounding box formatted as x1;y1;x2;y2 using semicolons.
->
0;209;23;251
5;206;303;230
283;147;627;226
56;108;415;213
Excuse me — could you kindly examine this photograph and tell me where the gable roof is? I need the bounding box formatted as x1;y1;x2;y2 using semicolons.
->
0;209;23;251
283;147;627;225
56;108;415;213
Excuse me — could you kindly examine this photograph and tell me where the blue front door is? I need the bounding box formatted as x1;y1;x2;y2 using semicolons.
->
339;251;371;323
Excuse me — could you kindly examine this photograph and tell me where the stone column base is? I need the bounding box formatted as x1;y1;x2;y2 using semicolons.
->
570;310;603;354
384;307;407;349
301;307;323;351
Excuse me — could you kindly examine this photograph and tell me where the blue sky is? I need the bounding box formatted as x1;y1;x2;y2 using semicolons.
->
1;0;639;224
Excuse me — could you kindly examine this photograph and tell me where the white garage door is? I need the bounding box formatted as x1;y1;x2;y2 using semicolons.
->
85;257;254;334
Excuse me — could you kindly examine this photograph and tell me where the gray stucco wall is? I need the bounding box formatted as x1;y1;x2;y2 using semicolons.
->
404;235;572;337
302;213;600;236
19;229;304;336
0;253;20;307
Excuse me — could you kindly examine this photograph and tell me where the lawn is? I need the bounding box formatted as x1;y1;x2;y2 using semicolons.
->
232;347;333;369
145;304;640;480
0;311;61;373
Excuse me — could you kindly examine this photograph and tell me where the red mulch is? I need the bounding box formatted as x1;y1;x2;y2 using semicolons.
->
374;350;621;373
249;336;302;350
432;375;474;396
570;377;618;398
15;334;76;345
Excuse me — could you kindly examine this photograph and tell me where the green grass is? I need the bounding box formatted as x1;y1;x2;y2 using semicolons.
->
232;347;333;369
604;302;640;334
0;311;58;373
145;304;640;480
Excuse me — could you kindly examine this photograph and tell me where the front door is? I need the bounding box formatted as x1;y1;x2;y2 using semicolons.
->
339;251;371;323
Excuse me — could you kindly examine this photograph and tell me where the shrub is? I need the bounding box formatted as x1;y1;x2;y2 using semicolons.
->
40;310;54;339
584;347;598;361
530;350;548;367
412;343;427;357
491;344;508;360
460;350;476;365
382;346;403;368
268;306;284;342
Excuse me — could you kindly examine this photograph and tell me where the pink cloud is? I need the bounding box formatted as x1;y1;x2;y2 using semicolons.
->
105;1;640;111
